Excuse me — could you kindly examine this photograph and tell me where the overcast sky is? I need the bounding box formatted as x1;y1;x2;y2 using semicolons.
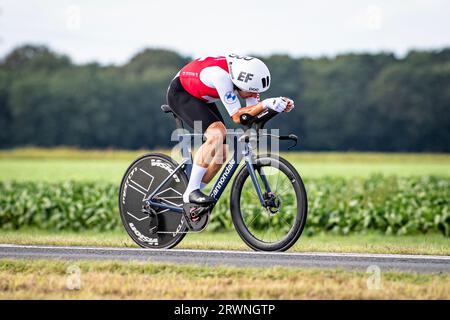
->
1;0;449;65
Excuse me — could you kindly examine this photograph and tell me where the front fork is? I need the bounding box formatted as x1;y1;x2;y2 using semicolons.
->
244;141;272;207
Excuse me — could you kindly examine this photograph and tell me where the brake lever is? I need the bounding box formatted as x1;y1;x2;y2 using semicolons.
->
279;134;298;150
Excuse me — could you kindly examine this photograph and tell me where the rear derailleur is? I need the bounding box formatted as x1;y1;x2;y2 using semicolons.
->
142;201;159;234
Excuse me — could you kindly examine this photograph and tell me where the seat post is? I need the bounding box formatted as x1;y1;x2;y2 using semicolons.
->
174;115;184;130
161;104;184;129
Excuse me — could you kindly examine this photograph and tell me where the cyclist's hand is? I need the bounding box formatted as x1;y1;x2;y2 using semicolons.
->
262;97;288;113
284;97;295;112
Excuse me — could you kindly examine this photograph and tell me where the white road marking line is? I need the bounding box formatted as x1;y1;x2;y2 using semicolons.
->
0;244;449;261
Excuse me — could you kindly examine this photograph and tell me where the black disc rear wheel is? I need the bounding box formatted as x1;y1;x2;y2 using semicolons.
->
118;153;188;249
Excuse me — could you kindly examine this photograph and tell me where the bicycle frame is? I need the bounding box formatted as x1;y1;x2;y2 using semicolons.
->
145;133;270;214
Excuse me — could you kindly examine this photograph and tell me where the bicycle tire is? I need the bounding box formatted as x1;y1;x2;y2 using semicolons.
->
230;154;307;251
118;153;188;249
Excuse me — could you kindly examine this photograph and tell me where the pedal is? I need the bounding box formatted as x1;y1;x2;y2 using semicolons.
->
182;203;211;232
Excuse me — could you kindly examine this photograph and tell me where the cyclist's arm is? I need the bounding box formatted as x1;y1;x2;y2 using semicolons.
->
245;96;260;107
200;67;241;116
232;97;296;123
231;102;265;124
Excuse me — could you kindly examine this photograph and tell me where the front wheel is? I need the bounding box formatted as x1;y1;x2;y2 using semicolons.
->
230;155;307;251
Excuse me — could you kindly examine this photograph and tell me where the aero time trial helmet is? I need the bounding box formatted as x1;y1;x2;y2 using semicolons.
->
226;54;271;93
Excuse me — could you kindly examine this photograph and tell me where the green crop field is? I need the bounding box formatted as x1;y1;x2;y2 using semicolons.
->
1;176;449;236
0;148;449;241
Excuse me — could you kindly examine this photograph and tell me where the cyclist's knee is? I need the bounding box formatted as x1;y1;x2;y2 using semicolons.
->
204;122;226;144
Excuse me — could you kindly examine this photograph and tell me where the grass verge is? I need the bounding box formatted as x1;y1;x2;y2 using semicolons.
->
0;259;448;299
0;229;449;255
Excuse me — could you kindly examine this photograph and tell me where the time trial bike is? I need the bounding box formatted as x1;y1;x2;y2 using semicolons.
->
118;104;307;251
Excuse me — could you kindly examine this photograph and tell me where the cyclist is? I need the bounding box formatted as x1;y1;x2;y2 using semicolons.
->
166;54;295;209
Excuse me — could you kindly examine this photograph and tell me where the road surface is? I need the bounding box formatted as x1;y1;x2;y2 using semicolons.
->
0;244;449;273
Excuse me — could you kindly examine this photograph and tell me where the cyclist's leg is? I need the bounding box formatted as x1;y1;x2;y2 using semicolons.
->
202;142;227;184
193;103;227;184
194;120;227;177
183;121;226;203
167;78;226;131
167;77;226;203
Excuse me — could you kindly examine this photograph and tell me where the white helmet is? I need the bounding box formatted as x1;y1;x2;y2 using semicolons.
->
226;54;271;93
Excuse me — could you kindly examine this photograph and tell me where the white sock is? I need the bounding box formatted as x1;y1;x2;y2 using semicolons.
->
200;182;208;190
183;164;208;202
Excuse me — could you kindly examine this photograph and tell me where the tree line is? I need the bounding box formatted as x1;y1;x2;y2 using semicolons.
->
0;45;449;151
